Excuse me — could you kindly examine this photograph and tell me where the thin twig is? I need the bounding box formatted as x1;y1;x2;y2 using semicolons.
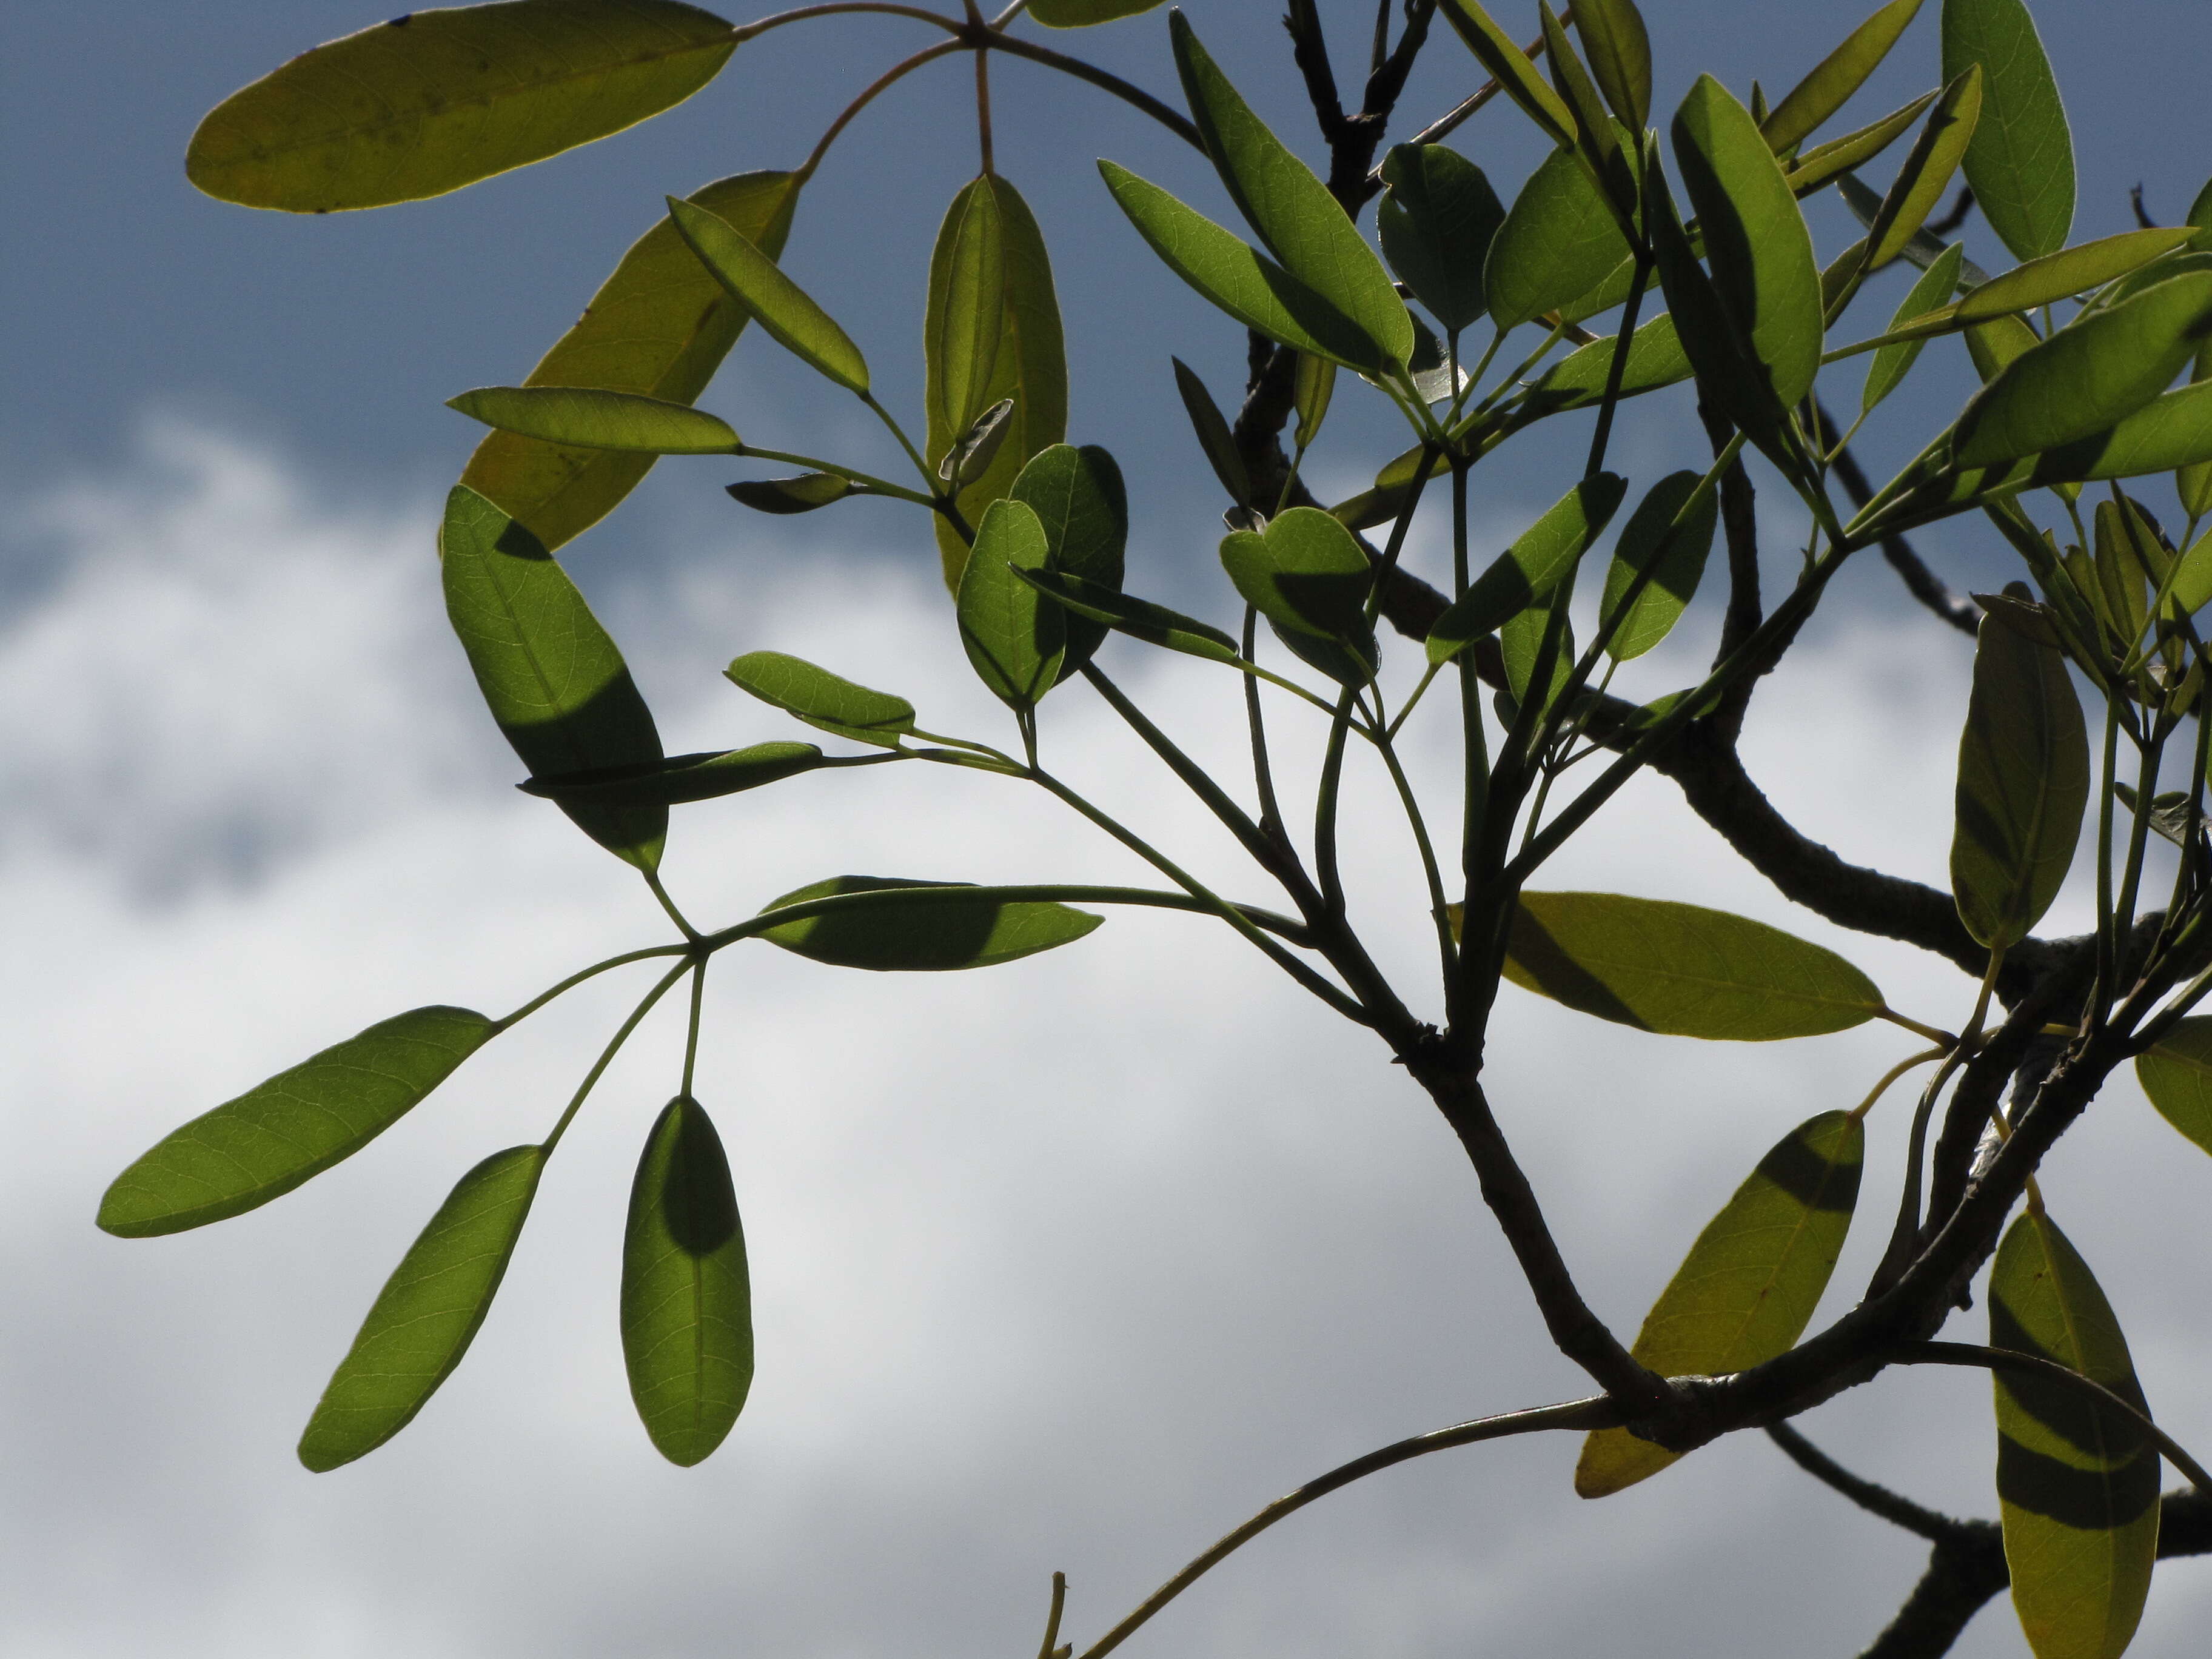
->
1766;1421;1971;1544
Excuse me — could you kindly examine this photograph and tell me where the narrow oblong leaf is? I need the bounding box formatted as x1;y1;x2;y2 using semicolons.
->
1601;471;1720;660
1863;67;1983;272
440;487;665;868
2033;379;2212;487
518;742;828;808
1503;891;1886;1039
726;472;853;514
1577;1111;1864;1495
1865;242;1965;414
2136;1017;2212;1157
623;1096;752;1467
957;499;1064;711
667;196;869;395
98;1007;495;1239
186;1;738;212
926;174;1068;589
1781;90;1941;199
1173;14;1411;369
1966;312;2043;384
1518;315;1692;418
1574;0;1653;131
757;876;1102;970
1959;230;2200;323
1649;169;1790;463
1761;0;1925;154
1010;444;1127;680
1219;506;1376;655
1950;605;2090;949
1989;1212;2160;1659
1486;146;1632;332
447;386;737;454
1029;0;1167;24
1427;475;1627;665
1954;273;2212;469
929;176;1007;444
725;651;914;749
1378;144;1506;335
1017;569;1240;665
1943;0;2075;261
297;1144;545;1471
1439;0;1577;147
1293;352;1336;449
1672;74;1825;407
461;170;799;550
1172;358;1252;504
1500;584;1575;717
1099;161;1389;376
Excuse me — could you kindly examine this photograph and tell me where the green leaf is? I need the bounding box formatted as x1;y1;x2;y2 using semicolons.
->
1601;471;1720;660
1781;90;1941;199
440;486;666;868
1438;0;1577;147
1577;1111;1864;1495
1219;506;1378;666
2036;378;2212;486
297;1144;545;1472
1943;0;2075;261
725;650;915;749
1029;0;1166;24
2136;1017;2212;1157
1099;161;1390;377
1863;67;1982;272
623;1096;753;1467
726;472;855;514
1954;273;2212;469
1503;891;1886;1039
667;196;868;395
957;499;1064;712
518;742;830;808
1866;243;1965;414
1427;474;1626;665
757;877;1103;970
2170;525;2212;615
186;1;737;212
1172;15;1411;370
1539;5;1634;219
446;386;737;454
1950;605;2089;949
1672;75;1825;407
1293;352;1336;449
926;175;1068;591
1500;584;1575;717
1648;169;1792;464
1017;569;1241;665
1519;315;1692;418
1574;0;1653;130
928;176;1007;447
1329;443;1449;532
97;1007;495;1239
1486;145;1632;332
1989;1212;2160;1659
1761;0;1925;154
460;170;799;551
1379;144;1506;335
1955;230;2200;327
1010;444;1127;681
1966;312;2043;383
939;397;1016;491
1171;357;1252;504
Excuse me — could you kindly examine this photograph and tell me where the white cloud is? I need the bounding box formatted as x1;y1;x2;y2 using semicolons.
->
0;427;2204;1658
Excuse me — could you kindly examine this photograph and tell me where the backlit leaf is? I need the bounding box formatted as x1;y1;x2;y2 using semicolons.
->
1293;352;1336;450
1761;0;1925;155
187;1;737;212
1438;0;1577;147
1989;1212;2160;1659
1649;169;1789;463
1574;0;1653;131
1862;65;1982;272
1959;231;2199;323
1576;1111;1863;1495
1171;357;1252;504
297;1144;545;1470
1865;242;1964;413
1943;0;2075;261
1503;891;1886;1039
726;472;853;514
447;386;737;453
440;487;666;868
1428;475;1626;665
1219;506;1374;645
1500;584;1575;718
1518;315;1692;418
1486;146;1632;332
518;742;829;808
1601;471;1720;660
1029;0;1166;24
98;1007;495;1239
1173;15;1411;369
460;170;798;550
2136;1018;2212;1157
926;175;1067;590
1010;444;1127;680
1672;74;1825;408
1950;604;2089;949
668;196;868;394
725;651;914;749
1099;161;1390;376
623;1096;752;1467
1017;569;1241;665
929;176;1007;447
1379;144;1506;335
957;499;1064;712
757;877;1102;970
1781;90;1940;199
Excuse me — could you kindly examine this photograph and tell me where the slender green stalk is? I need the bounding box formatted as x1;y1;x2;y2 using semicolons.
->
2113;725;2165;960
1367;712;1457;985
1581;254;1651;480
734;444;938;505
643;867;700;941
543;959;695;1153
1314;685;1359;920
680;959;708;1097
979;30;1204;150
858;390;939;488
2094;692;2122;1021
493;945;693;1033
797;39;966;183
1241;609;1289;840
733;2;964;44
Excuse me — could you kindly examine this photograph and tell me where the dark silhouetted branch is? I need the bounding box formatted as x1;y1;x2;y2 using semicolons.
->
1767;1423;1969;1544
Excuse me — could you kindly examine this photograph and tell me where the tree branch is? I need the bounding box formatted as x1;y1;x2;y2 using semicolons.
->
1766;1422;1972;1545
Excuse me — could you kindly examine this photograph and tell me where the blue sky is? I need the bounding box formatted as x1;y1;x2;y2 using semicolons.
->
4;4;2212;1657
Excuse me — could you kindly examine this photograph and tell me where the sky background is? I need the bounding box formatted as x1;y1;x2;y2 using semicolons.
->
3;2;2211;1656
